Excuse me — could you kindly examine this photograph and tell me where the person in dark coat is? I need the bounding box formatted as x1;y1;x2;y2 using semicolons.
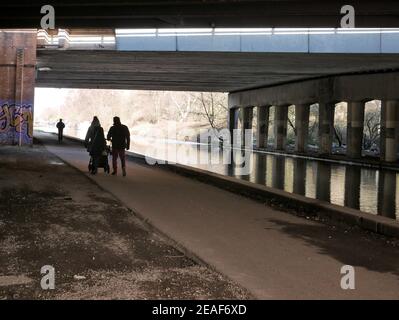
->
84;116;100;152
89;126;106;175
107;116;130;177
56;119;65;143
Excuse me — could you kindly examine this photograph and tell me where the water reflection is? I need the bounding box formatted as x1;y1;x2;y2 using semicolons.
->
345;166;361;209
378;171;397;219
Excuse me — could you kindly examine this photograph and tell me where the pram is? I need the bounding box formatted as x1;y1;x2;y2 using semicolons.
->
88;142;111;174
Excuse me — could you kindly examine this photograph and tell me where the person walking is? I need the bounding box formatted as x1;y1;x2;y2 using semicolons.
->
107;116;130;177
89;124;106;175
56;119;65;143
84;116;100;152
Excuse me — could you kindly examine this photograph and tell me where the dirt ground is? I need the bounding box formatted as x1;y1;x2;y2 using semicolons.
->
0;143;251;300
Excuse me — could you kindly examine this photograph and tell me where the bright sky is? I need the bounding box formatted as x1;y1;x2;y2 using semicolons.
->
34;88;70;118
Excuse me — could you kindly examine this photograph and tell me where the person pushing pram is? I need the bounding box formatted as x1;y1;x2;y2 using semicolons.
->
84;116;110;175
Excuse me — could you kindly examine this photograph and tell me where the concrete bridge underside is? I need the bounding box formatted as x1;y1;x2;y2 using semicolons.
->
36;50;399;92
2;1;399;28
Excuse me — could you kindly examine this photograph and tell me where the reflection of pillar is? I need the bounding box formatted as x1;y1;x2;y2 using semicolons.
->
318;103;335;155
257;106;269;149
272;156;285;190
377;170;397;219
344;165;361;209
295;104;310;153
0;31;37;146
293;158;307;195
228;108;239;146
380;101;399;162
274;105;288;150
255;153;267;185
241;107;253;148
347;102;365;159
316;162;331;202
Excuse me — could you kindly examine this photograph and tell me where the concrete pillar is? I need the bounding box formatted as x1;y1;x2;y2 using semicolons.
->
318;103;335;155
256;106;269;149
377;170;397;219
0;30;37;146
241;107;253;148
347;101;365;159
344;166;361;209
274;105;288;150
380;100;399;162
293;158;306;196
295;104;310;153
316;162;331;202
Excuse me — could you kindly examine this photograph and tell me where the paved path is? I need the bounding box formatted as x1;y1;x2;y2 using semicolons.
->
37;132;399;299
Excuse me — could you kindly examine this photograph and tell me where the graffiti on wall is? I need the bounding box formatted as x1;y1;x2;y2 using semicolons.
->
0;102;33;145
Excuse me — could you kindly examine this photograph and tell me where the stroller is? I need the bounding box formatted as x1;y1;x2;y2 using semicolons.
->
88;141;111;174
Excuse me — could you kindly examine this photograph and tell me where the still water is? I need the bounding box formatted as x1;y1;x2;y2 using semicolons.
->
135;140;399;221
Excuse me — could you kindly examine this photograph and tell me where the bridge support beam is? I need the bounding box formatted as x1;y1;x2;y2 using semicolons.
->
380;100;399;162
256;106;269;149
347;101;365;159
0;30;36;146
274;105;288;151
318;103;335;155
295;104;310;153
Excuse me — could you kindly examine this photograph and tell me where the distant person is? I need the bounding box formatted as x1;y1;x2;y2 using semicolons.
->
84;116;100;152
107;116;130;177
56;119;65;143
89;124;106;175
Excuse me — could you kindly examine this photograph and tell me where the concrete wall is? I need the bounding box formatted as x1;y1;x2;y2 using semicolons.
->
116;29;399;54
0;30;37;145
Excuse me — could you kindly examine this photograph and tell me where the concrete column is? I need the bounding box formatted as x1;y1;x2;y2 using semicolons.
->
295;104;310;153
380;100;399;162
318;103;335;155
274;105;288;150
377;170;397;219
347;101;365;159
0;30;36;146
344;166;361;209
256;105;269;149
241;107;253;148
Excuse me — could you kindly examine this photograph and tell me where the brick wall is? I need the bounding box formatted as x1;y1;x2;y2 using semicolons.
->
0;30;37;145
